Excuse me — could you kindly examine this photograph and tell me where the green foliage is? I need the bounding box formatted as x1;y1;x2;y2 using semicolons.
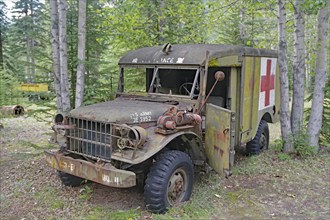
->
302;0;328;14
107;209;140;220
206;0;278;48
321;86;330;146
1;1;10;71
86;207;140;220
291;130;317;157
79;184;93;201
0;70;21;106
271;134;317;158
270;139;285;152
104;0;207;48
277;152;291;161
26;101;56;122
4;0;51;83
65;1;116;106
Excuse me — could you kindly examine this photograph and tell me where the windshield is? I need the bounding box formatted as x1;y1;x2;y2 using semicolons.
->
119;67;200;99
148;67;200;98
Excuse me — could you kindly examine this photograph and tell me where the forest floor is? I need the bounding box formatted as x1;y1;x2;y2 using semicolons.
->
0;116;329;220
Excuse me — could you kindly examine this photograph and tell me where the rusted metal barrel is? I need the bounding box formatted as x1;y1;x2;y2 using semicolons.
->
0;105;25;116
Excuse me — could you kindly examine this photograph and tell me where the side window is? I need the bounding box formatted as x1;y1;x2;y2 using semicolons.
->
122;68;147;93
205;67;230;107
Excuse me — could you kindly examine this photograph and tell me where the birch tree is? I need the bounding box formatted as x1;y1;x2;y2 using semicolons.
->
59;0;71;113
0;0;6;70
50;0;62;111
278;0;293;152
29;2;36;83
75;0;86;108
291;0;306;134
307;3;329;149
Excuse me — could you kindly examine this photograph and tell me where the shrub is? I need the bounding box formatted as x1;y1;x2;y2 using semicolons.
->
291;130;317;157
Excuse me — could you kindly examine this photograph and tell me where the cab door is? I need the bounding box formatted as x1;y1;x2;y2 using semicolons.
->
205;103;235;177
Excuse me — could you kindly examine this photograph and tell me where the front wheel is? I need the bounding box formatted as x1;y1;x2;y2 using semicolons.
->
246;120;269;155
144;150;194;213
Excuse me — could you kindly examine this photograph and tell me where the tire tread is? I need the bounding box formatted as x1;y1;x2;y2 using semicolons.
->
144;150;194;214
246;120;269;155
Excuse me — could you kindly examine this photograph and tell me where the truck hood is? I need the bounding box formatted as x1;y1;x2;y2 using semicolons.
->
69;98;183;124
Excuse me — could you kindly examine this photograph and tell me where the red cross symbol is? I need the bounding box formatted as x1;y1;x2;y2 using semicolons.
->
260;59;275;106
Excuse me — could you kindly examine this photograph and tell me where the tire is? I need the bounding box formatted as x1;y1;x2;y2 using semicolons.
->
129;159;152;193
58;171;85;187
144;150;194;214
246;120;269;155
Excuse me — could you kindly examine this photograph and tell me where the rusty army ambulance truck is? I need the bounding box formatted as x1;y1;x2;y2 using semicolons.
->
45;44;280;213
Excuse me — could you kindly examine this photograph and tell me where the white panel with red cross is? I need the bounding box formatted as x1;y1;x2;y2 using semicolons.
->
259;57;277;110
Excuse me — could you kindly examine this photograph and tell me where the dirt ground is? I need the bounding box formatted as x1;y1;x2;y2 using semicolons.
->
0;117;145;219
0;117;329;219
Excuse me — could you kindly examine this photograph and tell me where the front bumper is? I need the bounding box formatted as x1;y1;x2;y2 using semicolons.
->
44;149;136;188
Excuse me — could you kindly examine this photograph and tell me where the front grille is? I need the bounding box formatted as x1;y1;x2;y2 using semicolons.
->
67;117;113;162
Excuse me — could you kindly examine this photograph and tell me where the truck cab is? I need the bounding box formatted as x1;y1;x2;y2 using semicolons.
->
45;44;280;213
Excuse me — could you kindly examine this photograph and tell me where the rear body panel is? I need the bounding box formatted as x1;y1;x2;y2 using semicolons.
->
240;56;280;145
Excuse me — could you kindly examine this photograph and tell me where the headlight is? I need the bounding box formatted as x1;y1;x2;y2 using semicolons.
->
54;113;64;124
116;125;147;149
128;126;147;147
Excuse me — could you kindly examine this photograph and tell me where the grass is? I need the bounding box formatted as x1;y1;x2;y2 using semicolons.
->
86;207;141;220
79;185;94;201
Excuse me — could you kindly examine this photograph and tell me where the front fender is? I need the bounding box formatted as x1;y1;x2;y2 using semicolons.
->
111;127;204;164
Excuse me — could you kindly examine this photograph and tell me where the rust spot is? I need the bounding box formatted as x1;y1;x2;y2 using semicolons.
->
220;148;224;156
216;131;227;142
213;145;224;156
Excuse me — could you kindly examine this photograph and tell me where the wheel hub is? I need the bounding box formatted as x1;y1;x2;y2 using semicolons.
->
167;169;186;205
259;133;267;150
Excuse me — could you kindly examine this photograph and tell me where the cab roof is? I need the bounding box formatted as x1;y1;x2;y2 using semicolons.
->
119;44;278;66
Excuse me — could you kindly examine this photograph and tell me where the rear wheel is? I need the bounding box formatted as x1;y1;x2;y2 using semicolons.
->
246;120;269;155
58;171;85;187
144;150;194;213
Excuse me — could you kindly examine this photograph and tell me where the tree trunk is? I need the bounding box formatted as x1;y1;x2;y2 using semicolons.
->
291;0;306;134
50;0;62;111
24;1;31;83
30;41;35;83
278;0;293;152
26;37;31;82
69;2;76;107
305;15;311;91
75;0;86;108
30;2;35;83
307;3;329;149
59;0;71;113
0;30;3;69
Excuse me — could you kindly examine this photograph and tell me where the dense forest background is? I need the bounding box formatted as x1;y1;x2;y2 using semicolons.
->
0;0;329;145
